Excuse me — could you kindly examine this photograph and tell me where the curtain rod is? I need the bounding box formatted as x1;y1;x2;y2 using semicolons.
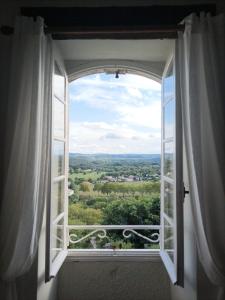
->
1;24;185;39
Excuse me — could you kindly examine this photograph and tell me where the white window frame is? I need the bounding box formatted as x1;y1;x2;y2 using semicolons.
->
45;46;69;282
45;46;184;277
160;50;184;286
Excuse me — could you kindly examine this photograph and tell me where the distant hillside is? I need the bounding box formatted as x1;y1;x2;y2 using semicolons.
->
69;153;161;168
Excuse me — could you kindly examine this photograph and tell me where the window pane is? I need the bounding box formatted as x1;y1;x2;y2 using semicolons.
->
164;99;175;139
164;181;174;219
53;97;64;138
53;141;65;177
164;218;174;262
51;217;64;262
164;142;174;178
163;63;174;100
54;63;65;101
52;180;65;220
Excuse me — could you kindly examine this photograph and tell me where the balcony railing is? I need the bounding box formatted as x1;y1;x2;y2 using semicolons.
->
67;225;161;250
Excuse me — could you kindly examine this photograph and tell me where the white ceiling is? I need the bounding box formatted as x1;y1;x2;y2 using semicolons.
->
56;39;173;62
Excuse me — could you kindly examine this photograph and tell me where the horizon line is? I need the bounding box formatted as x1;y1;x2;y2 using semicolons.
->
69;152;161;155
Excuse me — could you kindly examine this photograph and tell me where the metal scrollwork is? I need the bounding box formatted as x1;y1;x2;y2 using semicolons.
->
69;229;107;244
122;229;159;243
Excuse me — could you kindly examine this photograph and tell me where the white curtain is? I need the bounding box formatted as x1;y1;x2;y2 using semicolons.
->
0;17;52;299
177;14;225;299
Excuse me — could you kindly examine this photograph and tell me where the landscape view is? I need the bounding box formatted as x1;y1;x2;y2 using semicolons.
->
68;73;161;249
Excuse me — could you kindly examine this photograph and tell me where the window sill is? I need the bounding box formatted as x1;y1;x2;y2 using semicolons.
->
66;249;160;262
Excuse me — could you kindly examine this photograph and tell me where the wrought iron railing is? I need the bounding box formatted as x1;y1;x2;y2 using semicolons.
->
67;225;161;250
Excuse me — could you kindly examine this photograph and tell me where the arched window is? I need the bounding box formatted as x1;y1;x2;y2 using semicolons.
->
46;47;183;287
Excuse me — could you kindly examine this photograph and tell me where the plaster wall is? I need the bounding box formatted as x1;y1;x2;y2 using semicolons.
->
58;260;170;300
1;2;224;300
170;199;197;300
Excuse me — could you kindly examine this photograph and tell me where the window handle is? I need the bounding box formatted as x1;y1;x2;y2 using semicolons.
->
183;184;189;198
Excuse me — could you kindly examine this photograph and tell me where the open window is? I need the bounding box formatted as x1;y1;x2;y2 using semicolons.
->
45;46;69;281
160;51;183;286
45;42;183;282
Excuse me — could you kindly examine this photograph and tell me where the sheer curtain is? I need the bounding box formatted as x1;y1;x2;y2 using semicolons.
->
177;14;225;299
0;17;53;300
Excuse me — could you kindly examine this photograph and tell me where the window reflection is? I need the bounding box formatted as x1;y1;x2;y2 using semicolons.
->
52;180;64;220
164;99;175;139
53;141;65;177
54;63;65;101
164;142;174;178
53;97;65;138
163;63;174;100
164;218;174;262
164;181;174;219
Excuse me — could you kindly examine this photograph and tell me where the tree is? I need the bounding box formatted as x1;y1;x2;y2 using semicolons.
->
102;195;160;225
69;203;103;225
80;181;93;192
93;183;103;192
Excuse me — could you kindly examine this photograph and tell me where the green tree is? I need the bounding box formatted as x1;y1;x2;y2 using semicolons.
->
69;203;103;225
80;181;93;192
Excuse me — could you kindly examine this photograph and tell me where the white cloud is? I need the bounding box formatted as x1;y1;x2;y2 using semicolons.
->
69;121;161;154
101;132;123;140
125;87;143;98
69;73;162;154
117;101;161;129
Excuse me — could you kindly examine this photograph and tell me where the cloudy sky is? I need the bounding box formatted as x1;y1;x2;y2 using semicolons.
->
69;73;161;154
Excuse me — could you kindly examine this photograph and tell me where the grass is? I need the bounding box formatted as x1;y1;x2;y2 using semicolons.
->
69;171;105;181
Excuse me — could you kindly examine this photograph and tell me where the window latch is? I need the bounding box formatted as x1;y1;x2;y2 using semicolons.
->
183;184;189;199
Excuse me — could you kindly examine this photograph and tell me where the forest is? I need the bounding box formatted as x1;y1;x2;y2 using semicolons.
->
68;153;161;250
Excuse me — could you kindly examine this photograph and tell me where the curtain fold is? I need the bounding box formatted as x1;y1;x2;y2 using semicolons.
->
177;13;225;299
0;16;53;300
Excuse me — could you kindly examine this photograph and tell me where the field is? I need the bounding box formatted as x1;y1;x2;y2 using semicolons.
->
69;170;105;181
68;153;161;250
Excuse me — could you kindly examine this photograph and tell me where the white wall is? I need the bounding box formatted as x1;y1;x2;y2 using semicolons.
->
170;199;197;300
58;259;171;300
1;2;224;300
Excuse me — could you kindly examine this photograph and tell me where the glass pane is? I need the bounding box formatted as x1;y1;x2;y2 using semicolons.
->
163;63;174;100
52;180;65;220
54;63;65;101
53;141;65;177
164;99;175;139
53;97;64;138
164;218;174;262
164;181;174;219
51;217;64;262
164;142;174;178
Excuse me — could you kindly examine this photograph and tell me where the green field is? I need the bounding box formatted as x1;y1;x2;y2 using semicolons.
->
69;171;105;181
68;153;161;250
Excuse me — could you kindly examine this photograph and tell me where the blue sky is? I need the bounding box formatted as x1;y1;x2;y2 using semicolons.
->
69;73;161;154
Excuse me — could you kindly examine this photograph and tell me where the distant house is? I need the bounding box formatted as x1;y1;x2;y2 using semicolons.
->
103;176;116;182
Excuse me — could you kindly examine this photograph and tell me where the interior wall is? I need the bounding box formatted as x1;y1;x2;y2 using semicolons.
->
1;2;224;300
58;259;171;300
16;258;38;300
170;200;197;300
